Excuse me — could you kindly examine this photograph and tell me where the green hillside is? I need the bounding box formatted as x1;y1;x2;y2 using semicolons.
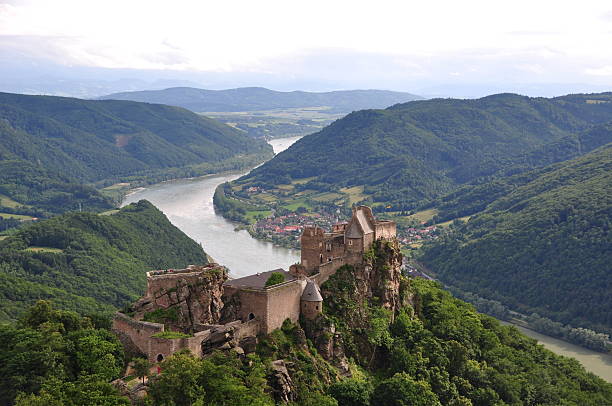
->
419;145;612;333
4;252;611;405
0;200;208;321
238;93;612;210
0;92;272;182
100;86;423;113
0;92;272;219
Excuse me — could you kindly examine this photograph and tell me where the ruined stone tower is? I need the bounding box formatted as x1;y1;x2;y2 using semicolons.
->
300;279;323;320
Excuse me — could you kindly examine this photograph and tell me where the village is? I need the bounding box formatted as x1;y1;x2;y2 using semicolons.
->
248;207;441;250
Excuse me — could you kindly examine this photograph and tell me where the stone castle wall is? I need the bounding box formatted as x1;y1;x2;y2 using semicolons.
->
315;257;346;285
112;312;165;361
375;221;396;240
263;279;306;334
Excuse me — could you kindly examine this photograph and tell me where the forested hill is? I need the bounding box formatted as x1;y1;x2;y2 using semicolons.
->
99;86;423;113
0;92;272;183
0;200;208;321
0;92;272;219
242;92;612;209
420;144;612;334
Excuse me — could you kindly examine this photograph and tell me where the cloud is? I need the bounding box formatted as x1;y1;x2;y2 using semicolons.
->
585;65;612;76
601;11;612;21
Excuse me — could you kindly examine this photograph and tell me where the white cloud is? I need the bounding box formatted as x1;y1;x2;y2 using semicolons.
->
585;66;612;76
1;0;612;89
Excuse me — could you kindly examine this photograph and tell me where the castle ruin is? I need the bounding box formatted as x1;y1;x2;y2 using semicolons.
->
112;206;396;363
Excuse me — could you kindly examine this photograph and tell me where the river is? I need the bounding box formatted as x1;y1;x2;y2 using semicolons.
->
122;136;301;278
122;135;612;383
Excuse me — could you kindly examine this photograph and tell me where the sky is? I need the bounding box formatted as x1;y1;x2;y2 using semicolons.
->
1;0;612;96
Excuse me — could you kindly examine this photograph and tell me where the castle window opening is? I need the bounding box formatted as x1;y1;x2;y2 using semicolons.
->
157;354;164;362
348;240;353;245
248;312;255;321
320;254;323;263
326;243;331;251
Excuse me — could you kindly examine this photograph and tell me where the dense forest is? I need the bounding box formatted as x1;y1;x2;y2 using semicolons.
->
5;244;610;405
99;87;423;113
0;200;208;321
420;145;612;334
241;92;612;209
0;92;272;220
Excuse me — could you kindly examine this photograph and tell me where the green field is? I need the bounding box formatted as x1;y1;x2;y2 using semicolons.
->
0;212;33;220
202;107;345;139
24;246;64;253
0;194;22;208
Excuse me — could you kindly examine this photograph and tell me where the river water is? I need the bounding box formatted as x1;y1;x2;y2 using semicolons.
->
122;135;612;383
122;136;301;278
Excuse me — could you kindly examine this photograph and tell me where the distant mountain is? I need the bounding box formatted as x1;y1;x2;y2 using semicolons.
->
420;144;612;333
99;87;424;113
0;200;208;321
0;92;272;217
241;92;612;209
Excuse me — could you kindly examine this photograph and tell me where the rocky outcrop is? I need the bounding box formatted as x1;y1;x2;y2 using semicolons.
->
362;239;404;316
269;360;297;403
318;238;406;367
132;265;227;332
301;315;350;375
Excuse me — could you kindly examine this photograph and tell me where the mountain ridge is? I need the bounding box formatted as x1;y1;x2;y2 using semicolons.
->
99;86;424;113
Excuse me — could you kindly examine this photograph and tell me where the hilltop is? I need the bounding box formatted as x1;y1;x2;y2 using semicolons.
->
235;92;612;210
419;144;612;334
0;92;272;219
99;87;423;113
0;200;208;321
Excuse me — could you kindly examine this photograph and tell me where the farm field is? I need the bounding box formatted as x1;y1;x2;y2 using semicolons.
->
202;107;345;139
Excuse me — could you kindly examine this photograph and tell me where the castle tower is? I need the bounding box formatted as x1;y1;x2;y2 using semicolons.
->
300;226;325;273
300;279;323;320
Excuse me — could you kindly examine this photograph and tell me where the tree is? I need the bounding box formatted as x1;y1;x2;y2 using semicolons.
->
328;378;372;406
371;373;441;406
132;358;150;384
265;272;285;287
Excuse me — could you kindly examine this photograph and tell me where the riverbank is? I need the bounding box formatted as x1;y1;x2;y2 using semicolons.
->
101;150;274;204
500;321;612;383
120;137;302;278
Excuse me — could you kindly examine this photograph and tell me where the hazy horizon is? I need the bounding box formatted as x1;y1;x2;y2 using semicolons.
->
2;1;612;98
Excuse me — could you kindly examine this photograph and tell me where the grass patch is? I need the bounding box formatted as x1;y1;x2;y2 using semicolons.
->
283;200;313;211
151;331;192;339
311;192;343;202
291;177;316;185
101;182;130;191
255;193;278;203
405;209;438;223
0;194;23;208
0;212;34;220
0;236;7;241
99;210;119;216
24;246;64;253
339;186;366;204
245;210;272;223
437;215;471;227
277;184;295;191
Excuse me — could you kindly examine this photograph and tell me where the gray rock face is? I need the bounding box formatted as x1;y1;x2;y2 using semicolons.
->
269;360;297;403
